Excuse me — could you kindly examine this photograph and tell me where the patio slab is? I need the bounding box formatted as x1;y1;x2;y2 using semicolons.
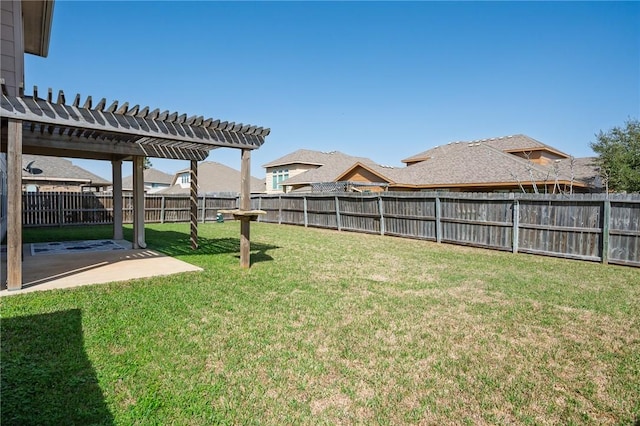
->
1;242;202;295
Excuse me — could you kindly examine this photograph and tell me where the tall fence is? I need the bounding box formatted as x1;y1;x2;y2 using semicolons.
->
22;191;640;268
253;192;639;268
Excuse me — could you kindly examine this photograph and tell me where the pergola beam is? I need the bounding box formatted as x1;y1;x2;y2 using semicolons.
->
132;156;146;249
240;149;251;268
112;159;124;240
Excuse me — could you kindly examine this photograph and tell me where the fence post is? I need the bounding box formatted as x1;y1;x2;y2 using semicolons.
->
160;196;166;224
278;195;282;225
512;199;519;253
335;195;341;231
378;195;385;236
201;195;206;223
602;199;610;264
303;196;308;227
257;196;262;222
435;196;442;243
58;191;64;227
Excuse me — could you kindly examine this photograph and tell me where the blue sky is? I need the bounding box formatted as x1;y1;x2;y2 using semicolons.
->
25;1;640;180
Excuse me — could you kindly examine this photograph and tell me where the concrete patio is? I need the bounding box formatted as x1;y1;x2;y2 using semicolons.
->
1;241;202;295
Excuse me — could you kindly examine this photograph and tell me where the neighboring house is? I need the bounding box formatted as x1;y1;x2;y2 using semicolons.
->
267;135;600;194
22;155;111;192
120;168;173;194
160;161;265;195
262;149;381;193
393;134;600;193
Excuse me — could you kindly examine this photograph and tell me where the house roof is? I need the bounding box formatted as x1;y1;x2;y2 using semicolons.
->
262;149;373;168
402;134;570;164
121;168;174;190
160;161;264;194
22;154;110;186
391;142;583;188
554;156;601;187
279;151;380;186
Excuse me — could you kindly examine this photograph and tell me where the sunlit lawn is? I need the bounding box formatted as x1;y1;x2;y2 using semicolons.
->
2;222;639;425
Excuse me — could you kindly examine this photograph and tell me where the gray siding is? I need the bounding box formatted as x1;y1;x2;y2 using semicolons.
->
0;0;24;96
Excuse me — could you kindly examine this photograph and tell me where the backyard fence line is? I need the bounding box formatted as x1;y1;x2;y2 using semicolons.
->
252;192;640;268
22;191;640;267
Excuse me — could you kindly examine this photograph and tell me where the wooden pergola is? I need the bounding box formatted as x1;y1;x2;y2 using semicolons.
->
1;85;270;289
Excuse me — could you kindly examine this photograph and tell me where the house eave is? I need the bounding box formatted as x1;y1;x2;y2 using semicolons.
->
22;0;55;57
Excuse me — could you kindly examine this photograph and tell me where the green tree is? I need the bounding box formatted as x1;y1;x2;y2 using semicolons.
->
590;118;640;192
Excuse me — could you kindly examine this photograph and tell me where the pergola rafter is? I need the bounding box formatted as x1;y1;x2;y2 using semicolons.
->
1;86;269;161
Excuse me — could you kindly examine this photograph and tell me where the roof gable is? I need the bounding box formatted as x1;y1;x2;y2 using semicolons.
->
335;162;394;184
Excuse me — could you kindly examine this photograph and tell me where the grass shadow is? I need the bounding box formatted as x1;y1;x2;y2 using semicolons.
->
144;228;279;265
1;309;114;425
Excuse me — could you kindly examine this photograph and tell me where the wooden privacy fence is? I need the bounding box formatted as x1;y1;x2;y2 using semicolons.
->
253;192;640;268
22;191;639;267
22;192;238;227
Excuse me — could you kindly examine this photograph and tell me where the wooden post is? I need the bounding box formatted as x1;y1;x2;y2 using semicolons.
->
512;199;520;253
160;195;166;223
335;195;342;231
57;193;64;227
240;149;251;268
435;196;442;243
7;119;22;289
111;159;123;240
257;196;262;222
201;194;207;224
278;195;282;225
303;196;308;227
132;156;146;249
378;195;385;236
602;199;611;264
190;160;198;250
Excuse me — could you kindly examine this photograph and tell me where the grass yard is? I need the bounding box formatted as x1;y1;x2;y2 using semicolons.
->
2;222;639;425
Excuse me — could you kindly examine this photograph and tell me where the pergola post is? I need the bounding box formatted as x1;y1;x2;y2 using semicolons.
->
6;119;22;289
190;160;198;250
240;149;251;268
132;156;146;249
111;159;123;240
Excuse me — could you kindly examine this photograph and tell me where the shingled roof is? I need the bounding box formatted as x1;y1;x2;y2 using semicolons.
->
402;134;570;164
390;141;591;189
279;151;380;186
160;161;264;195
121;168;174;191
22;154;110;185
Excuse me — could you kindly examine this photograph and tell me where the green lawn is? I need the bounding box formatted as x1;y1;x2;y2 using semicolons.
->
2;222;639;425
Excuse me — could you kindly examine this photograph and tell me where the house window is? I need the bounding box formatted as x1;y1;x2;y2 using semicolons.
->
180;173;190;184
272;169;289;190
